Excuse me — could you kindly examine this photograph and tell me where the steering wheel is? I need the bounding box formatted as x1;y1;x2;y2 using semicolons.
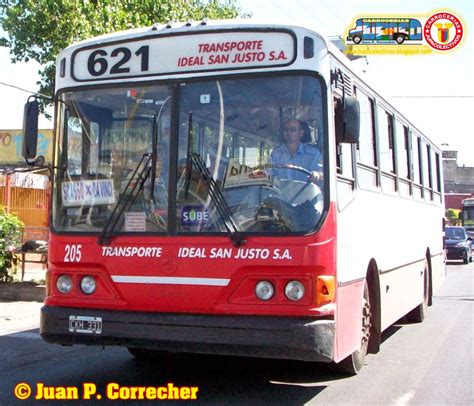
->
271;163;322;204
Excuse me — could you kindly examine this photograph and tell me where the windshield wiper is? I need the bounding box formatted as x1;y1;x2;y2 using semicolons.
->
98;153;153;245
190;152;245;247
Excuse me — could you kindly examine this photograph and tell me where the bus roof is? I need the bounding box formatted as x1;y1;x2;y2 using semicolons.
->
56;18;440;152
60;18;329;54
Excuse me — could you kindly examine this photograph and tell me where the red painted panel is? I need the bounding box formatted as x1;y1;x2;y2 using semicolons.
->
334;279;365;362
46;202;338;318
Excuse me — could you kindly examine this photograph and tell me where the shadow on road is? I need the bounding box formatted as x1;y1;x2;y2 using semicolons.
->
20;351;337;405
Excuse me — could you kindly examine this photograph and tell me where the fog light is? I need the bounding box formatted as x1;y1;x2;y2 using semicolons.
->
285;280;305;301
255;280;274;301
80;276;96;295
56;275;72;294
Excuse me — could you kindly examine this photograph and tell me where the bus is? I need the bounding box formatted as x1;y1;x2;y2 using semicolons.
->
23;19;445;375
461;198;474;235
347;18;423;45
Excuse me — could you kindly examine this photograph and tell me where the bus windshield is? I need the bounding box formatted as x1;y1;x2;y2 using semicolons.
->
462;206;474;226
53;74;326;236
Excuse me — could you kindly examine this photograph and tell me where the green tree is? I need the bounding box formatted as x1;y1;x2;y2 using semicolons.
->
0;0;246;101
445;208;460;226
0;206;24;283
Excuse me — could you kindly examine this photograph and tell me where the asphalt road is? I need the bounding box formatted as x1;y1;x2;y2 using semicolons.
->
0;261;472;405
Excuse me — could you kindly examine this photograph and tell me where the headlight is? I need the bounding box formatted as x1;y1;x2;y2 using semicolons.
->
80;276;97;295
455;242;468;247
56;275;72;294
255;281;274;301
285;280;305;301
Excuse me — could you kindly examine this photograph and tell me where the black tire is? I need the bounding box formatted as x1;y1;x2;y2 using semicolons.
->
463;251;469;264
406;261;429;323
395;34;405;44
336;282;371;375
353;35;362;44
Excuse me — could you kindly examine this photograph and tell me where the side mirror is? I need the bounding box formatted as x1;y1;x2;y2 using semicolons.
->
335;97;360;144
343;98;360;144
22;99;39;159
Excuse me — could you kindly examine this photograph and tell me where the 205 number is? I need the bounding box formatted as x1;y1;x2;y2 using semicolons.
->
87;45;149;77
64;244;82;262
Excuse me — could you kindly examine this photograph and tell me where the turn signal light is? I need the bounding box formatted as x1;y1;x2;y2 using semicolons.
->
315;275;336;307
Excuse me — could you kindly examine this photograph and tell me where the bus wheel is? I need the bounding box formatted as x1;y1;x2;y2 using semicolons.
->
337;282;371;375
353;35;362;44
406;261;429;323
395;35;405;44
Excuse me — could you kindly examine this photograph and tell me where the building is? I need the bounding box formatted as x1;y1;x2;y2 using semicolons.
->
0;129;52;241
443;149;474;210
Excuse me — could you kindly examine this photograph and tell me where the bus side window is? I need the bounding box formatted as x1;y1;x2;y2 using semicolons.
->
355;90;378;188
395;120;411;197
411;132;424;200
334;97;354;179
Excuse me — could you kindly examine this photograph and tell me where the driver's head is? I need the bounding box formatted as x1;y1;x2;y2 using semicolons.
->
283;119;304;145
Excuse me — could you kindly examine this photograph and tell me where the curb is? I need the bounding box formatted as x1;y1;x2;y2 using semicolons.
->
0;282;45;302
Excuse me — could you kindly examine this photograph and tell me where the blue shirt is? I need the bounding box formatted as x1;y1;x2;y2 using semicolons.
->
270;143;322;181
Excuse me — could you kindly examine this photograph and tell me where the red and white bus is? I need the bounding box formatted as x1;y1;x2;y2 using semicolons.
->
23;19;445;374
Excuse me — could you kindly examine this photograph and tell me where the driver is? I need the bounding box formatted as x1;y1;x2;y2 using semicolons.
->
270;119;323;183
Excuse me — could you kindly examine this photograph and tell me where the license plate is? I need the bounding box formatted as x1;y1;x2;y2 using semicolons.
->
69;316;102;334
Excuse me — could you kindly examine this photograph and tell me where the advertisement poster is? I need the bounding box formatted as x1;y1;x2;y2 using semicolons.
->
0;129;53;165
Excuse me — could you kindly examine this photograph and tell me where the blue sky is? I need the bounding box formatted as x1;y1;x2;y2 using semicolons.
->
1;0;473;164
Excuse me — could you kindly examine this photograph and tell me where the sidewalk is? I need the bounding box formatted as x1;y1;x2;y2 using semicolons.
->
0;300;43;336
0;261;45;335
0;260;46;302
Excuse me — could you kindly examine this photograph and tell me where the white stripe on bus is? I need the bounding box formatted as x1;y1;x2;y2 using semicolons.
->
111;275;230;286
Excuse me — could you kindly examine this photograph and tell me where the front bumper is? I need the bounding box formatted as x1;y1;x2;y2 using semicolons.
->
446;247;467;259
41;306;335;362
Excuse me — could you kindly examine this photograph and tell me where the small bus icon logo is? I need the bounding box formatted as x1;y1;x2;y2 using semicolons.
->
346;18;423;45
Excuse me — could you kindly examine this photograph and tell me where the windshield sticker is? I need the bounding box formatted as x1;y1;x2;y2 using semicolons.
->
124;212;146;232
200;94;211;104
61;179;115;207
181;205;211;228
224;159;272;188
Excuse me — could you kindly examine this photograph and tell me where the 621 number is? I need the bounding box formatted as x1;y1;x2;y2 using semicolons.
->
87;45;149;77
